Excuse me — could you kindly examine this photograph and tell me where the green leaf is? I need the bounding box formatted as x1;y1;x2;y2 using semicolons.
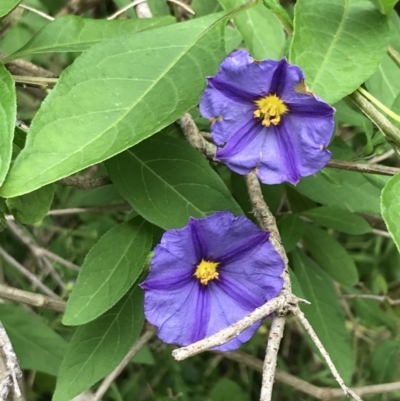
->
291;249;354;383
0;0;20;18
290;0;389;104
54;286;144;401
0;304;67;376
192;0;222;16
210;379;247;401
6;184;54;224
131;345;155;365
263;0;293;33
219;0;285;59
303;224;358;286
0;63;16;186
302;206;372;235
63;217;152;326
3;16;174;61
106;134;243;229
295;169;383;214
277;214;305;252
370;0;399;15
366;54;400;108
381;174;400;252
0;12;229;198
370;340;399;384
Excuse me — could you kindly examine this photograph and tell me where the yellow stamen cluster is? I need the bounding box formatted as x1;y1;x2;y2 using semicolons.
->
254;94;288;127
194;259;220;285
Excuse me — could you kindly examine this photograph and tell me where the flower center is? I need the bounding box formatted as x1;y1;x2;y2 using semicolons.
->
253;94;288;127
194;259;220;285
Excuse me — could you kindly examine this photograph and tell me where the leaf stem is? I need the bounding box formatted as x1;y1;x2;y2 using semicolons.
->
388;45;400;70
357;87;400;124
12;75;58;88
349;90;400;148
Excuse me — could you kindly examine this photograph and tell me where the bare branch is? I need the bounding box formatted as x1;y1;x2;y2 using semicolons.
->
135;1;152;18
292;306;363;401
93;330;155;401
0;322;22;400
0;246;59;298
57;175;112;190
260;317;285;401
0;283;65;312
172;295;287;361
177;113;217;159
326;159;400;176
342;293;400;306
18;4;54;21
5;59;56;78
368;149;395;164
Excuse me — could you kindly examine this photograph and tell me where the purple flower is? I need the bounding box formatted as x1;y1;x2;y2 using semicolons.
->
140;212;284;351
200;50;335;185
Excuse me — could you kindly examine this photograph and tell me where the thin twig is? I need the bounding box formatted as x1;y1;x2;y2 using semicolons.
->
342;294;400;305
0;246;59;298
6;221;68;286
371;228;392;238
260;317;285;401
326;159;400;176
135;1;152;18
0;283;65;312
292;306;363;401
12;75;58;88
350;90;400;147
172;295;288;361
368;149;395;164
0;322;22;400
177;113;217;159
18;4;54;21
5;59;56;78
93;330;155;401
224;351;400;400
57;175;112;189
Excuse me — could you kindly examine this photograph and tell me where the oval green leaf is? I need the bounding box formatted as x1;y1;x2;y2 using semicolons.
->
302;206;372;235
290;0;389;103
0;63;16;186
54;286;144;401
106;134;243;229
219;0;285;59
6;184;54;224
0;304;67;375
303;224;359;286
63;217;153;326
381;173;400;252
3;15;174;61
0;0;20;18
277;214;305;252
291;249;354;383
0;13;229;198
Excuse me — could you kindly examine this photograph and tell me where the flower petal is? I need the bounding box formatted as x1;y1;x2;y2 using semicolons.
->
144;279;212;346
206;278;265;351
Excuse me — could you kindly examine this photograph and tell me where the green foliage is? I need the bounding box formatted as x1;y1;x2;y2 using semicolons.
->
0;304;67;375
303;224;359;286
53;286;144;401
382;173;400;252
4;16;175;61
106;134;242;229
0;63;16;186
63;217;153;325
301;206;372;235
0;13;228;197
291;250;354;383
370;0;399;15
219;0;285;59
277;214;305;252
6;184;55;224
0;0;20;18
290;0;390;103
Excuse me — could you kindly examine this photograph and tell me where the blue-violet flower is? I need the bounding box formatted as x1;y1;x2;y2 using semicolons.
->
200;50;335;185
141;211;284;351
